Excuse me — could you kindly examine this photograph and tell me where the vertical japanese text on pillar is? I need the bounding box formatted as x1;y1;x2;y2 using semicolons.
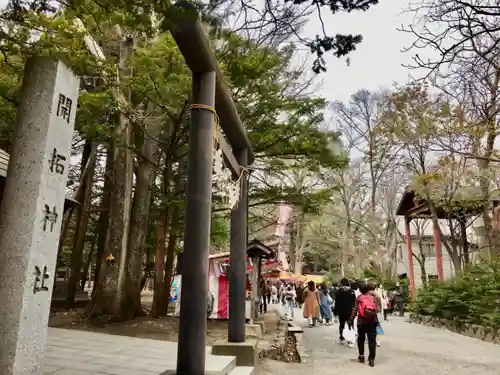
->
33;266;50;294
56;93;72;123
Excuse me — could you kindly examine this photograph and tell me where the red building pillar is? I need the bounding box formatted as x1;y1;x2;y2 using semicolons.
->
433;222;444;280
404;218;416;300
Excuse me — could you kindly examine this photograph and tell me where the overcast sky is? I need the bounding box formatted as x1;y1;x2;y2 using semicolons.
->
302;1;422;103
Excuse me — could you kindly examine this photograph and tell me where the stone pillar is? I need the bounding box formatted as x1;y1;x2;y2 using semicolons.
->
0;58;79;375
228;149;248;343
404;218;416;300
176;71;216;375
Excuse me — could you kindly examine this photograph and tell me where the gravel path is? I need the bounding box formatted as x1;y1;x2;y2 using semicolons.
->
259;308;500;375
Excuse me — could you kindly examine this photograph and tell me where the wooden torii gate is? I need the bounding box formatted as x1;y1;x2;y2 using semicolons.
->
168;4;255;374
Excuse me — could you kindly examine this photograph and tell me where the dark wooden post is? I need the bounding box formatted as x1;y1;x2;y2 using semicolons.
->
228;149;248;342
176;71;216;375
404;217;416;300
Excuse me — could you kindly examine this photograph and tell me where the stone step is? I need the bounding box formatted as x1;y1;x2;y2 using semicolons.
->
228;366;255;375
159;354;236;375
207;354;237;375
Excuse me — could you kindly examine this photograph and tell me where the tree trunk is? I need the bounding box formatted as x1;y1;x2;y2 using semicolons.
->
450;252;462;276
343;220;352;275
122;118;162;320
87;32;134;320
92;148;112;295
56;148;96;271
151;207;168;317
66;141;96;307
288;217;298;273
415;220;427;287
151;159;172;317
459;218;470;265
81;238;96;292
419;262;427;287
162;226;178;315
140;207;156;293
477;70;500;257
162;164;184;314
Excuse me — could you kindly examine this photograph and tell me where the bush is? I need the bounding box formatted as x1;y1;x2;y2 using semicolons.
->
414;260;500;328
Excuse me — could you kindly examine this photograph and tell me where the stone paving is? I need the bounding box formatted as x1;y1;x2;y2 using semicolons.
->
260;307;500;375
43;328;235;375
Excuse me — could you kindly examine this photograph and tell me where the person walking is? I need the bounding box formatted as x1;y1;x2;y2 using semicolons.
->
284;285;296;320
295;283;305;309
387;289;394;315
302;281;320;327
352;280;361;298
260;278;269;313
266;280;272;304
335;278;356;346
349;282;379;367
271;283;278;304
393;282;406;317
319;283;333;325
280;283;287;306
376;284;389;321
371;283;384;347
329;283;339;323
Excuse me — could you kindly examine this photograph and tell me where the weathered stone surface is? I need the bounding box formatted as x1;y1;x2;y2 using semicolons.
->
261;311;500;375
0;58;79;375
493;334;500;345
246;323;263;339
410;314;499;345
212;339;258;367
484;330;496;343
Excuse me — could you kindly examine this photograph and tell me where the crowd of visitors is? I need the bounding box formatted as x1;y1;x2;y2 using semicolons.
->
261;277;408;368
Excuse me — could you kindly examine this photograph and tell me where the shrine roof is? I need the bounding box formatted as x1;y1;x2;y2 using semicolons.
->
396;186;500;219
209;240;277;261
247;239;276;259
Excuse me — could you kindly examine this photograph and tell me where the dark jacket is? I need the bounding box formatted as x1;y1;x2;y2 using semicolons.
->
329;287;337;301
393;286;406;303
295;285;304;305
334;286;355;317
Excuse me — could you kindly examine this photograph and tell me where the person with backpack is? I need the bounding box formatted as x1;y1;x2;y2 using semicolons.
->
349;282;379;367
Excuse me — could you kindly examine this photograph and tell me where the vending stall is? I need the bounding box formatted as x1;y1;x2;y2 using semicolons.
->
173;241;282;320
207;249;280;319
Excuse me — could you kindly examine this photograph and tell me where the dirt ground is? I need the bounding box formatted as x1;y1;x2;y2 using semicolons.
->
48;309;229;345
